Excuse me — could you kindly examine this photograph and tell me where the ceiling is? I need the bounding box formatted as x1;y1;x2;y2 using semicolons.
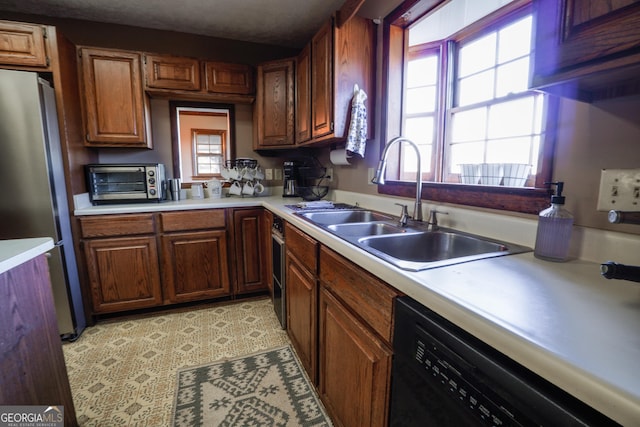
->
0;0;401;48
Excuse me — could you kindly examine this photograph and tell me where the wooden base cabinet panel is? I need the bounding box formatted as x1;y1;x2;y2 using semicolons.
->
161;230;231;303
319;288;392;427
233;209;268;295
0;255;77;426
83;236;162;313
285;255;318;383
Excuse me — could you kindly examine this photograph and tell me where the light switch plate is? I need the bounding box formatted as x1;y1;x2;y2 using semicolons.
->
597;168;640;211
265;168;273;181
274;168;282;180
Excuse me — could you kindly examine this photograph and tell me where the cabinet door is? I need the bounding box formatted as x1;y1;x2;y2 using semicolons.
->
319;287;392;427
233;209;268;294
255;59;295;148
205;61;254;94
295;43;312;144
161;230;231;303
79;47;150;147
0;255;77;426
144;54;201;91
0;21;48;67
533;0;640;99
286;254;318;383
311;20;333;139
83;236;162;313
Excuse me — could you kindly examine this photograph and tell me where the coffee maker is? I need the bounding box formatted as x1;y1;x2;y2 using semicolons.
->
282;158;328;200
283;161;299;197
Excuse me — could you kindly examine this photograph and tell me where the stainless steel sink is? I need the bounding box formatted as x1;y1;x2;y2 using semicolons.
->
297;209;393;225
294;208;530;271
358;230;527;271
326;222;406;237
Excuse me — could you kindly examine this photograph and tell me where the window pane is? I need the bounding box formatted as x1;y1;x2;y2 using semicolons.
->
495;57;529;97
406;86;437;114
407;56;438;87
533;94;544;133
403;144;432;174
450;142;485;173
458;70;495;106
405;117;434;146
451;107;487;143
486;137;531;163
458;33;496;77
487;97;535;138
498;16;532;64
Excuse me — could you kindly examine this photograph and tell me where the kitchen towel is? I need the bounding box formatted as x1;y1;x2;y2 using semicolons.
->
345;84;368;158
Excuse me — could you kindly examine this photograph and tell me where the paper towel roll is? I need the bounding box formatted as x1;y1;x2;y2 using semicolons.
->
330;148;353;165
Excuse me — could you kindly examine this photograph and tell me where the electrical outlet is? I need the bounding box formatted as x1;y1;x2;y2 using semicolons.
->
265;168;273;181
326;168;333;182
597;168;640;211
274;168;282;180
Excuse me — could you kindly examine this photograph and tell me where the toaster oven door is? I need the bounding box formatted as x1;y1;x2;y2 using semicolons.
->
88;166;150;202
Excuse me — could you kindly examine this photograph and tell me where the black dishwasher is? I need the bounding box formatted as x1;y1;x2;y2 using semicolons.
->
390;296;619;426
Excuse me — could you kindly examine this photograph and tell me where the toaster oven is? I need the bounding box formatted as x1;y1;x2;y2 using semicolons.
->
86;163;166;204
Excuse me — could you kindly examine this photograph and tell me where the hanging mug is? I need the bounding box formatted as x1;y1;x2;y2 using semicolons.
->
242;181;255;196
229;181;242;196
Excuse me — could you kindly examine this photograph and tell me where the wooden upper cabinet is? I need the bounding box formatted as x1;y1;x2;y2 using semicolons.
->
0;20;48;68
311;21;333;140
296;43;312;144
532;0;640;101
144;54;201;91
205;61;254;94
79;47;151;147
255;58;295;149
301;15;375;145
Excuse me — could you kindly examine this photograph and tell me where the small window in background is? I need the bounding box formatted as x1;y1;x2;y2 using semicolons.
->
192;129;226;177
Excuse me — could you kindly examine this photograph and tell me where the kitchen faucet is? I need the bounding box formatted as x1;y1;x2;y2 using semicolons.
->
372;137;423;221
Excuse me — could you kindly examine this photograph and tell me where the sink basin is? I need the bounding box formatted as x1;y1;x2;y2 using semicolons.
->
297;209;392;225
358;230;529;271
326;222;406;237
294;207;530;271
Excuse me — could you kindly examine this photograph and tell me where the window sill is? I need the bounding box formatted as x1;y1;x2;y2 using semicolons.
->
378;181;550;214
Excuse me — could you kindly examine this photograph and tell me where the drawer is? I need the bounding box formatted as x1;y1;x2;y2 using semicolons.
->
285;222;318;274
160;209;226;232
319;246;399;344
79;214;155;238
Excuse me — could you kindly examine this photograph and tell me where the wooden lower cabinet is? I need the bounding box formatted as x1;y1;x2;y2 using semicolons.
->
161;230;230;303
285;254;318;383
79;209;249;315
284;222;319;383
83;235;163;313
0;254;77;426
233;208;268;295
319;287;392;427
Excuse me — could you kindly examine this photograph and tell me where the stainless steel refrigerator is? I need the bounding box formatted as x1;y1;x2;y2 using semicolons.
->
0;69;86;340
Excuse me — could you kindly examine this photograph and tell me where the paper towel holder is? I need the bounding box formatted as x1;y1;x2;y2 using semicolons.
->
329;143;354;166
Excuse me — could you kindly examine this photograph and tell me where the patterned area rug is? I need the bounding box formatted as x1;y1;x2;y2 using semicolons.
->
173;345;332;426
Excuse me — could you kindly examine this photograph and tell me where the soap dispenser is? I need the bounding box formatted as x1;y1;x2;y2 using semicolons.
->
534;182;573;262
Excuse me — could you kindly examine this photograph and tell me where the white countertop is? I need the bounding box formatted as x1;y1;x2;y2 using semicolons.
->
0;238;54;275
75;194;640;425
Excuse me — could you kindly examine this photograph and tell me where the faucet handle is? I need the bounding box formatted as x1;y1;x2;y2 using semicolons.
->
395;203;410;226
427;209;448;230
